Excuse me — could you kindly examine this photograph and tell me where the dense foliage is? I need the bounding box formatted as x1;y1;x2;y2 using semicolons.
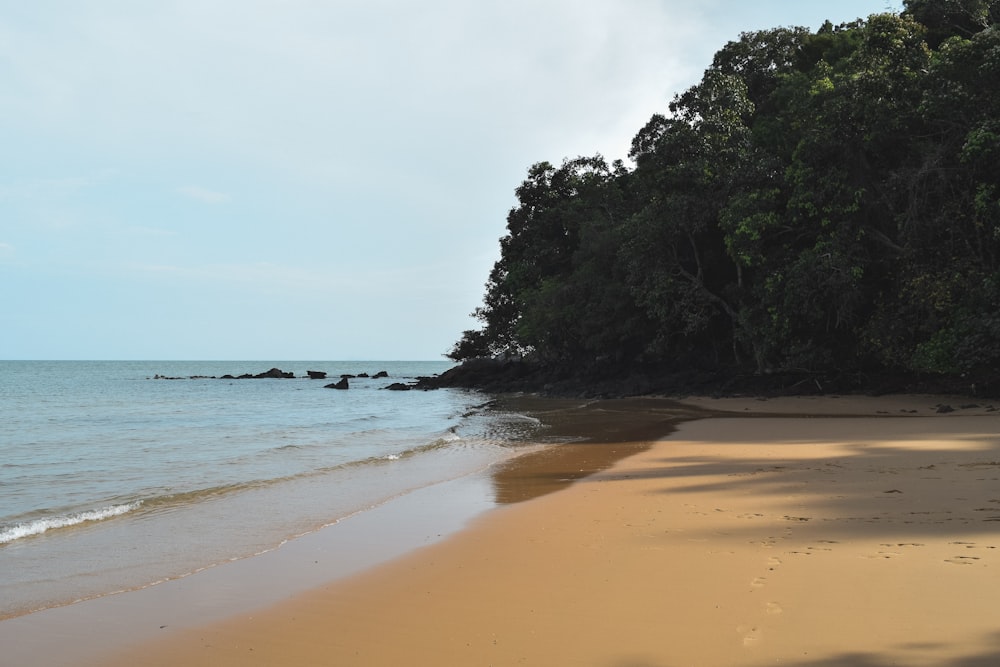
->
450;1;1000;379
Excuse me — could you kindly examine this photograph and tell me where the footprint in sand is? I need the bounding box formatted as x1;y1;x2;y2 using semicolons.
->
737;626;761;646
752;537;781;548
751;577;767;588
945;556;981;565
766;602;783;615
767;556;782;567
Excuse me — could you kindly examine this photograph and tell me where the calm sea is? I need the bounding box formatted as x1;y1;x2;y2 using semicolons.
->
0;360;540;620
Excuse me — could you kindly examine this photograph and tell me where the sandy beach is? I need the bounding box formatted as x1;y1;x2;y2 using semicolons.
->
86;395;1000;665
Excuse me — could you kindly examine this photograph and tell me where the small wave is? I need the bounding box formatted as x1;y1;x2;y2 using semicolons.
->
329;435;465;470
273;444;307;452
401;435;462;455
140;481;269;510
501;413;543;425
0;501;143;544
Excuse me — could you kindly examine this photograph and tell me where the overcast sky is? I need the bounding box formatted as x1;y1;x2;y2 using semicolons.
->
2;1;902;360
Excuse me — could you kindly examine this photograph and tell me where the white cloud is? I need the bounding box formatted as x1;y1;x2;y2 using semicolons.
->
177;186;230;204
1;2;708;173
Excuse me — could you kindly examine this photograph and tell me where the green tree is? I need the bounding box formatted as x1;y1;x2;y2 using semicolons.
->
624;69;760;367
866;20;1000;371
452;7;1000;380
904;0;998;46
452;156;647;363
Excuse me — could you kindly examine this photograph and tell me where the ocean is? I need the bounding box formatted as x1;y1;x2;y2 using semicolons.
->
0;360;541;621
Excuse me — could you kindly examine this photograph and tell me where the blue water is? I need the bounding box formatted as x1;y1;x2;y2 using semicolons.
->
0;361;539;619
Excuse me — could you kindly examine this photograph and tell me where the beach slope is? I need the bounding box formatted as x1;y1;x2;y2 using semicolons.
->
99;396;1000;666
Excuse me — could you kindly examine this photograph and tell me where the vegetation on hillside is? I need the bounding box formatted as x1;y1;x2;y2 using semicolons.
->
449;0;1000;384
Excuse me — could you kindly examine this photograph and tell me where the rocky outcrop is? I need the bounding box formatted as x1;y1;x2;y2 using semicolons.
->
413;358;538;392
414;358;1000;399
253;368;295;380
325;377;350;390
153;367;394;382
240;368;295;379
384;382;412;391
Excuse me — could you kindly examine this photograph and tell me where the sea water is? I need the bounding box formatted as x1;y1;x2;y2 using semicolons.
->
0;360;540;620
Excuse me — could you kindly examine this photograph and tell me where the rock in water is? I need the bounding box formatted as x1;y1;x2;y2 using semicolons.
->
384;382;412;391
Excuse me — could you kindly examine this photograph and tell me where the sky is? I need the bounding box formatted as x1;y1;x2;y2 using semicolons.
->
1;0;903;360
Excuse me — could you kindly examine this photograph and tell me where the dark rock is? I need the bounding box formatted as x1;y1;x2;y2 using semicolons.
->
325;377;349;390
413;358;538;393
341;374;356;379
307;370;327;380
357;372;370;378
253;368;294;379
373;371;389;379
407;356;1000;400
384;382;412;391
936;404;955;413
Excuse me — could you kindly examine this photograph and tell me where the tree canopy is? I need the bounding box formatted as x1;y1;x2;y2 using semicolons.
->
449;1;1000;383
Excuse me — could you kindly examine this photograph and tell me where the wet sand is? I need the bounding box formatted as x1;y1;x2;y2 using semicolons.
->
88;394;1000;666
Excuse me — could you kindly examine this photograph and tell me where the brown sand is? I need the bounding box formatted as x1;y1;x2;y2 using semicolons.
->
98;396;1000;666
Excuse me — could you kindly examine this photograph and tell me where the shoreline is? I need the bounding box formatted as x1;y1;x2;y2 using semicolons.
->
0;396;703;666
0;360;482;624
6;394;1000;665
0;471;502;666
